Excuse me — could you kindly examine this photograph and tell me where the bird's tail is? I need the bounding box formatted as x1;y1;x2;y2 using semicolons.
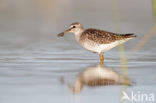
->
122;33;137;38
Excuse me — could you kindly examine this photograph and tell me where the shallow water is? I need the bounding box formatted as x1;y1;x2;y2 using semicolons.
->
0;42;156;103
0;0;156;103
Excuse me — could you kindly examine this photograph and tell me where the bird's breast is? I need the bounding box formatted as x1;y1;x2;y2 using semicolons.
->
79;39;101;53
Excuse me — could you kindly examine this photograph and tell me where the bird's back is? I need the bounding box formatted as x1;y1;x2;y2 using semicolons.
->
80;28;136;44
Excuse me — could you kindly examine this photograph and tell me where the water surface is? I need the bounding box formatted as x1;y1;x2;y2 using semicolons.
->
0;0;156;103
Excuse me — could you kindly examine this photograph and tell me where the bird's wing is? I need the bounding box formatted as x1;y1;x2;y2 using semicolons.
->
81;28;135;44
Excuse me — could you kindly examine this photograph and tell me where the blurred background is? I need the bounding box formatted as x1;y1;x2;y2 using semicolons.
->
0;0;155;51
0;0;156;103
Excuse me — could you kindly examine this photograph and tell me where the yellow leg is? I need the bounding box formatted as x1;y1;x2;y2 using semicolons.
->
99;54;104;64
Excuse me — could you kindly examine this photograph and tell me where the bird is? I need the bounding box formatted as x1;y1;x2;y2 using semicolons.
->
57;22;136;64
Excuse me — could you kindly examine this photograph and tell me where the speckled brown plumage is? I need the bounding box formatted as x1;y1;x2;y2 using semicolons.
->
80;28;136;44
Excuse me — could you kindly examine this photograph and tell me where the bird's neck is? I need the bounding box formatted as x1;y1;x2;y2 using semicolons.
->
74;28;84;42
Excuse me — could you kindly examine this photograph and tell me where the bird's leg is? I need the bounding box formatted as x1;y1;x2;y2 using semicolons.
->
99;53;104;65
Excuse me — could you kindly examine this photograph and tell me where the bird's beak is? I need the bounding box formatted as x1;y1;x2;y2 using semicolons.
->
57;28;72;37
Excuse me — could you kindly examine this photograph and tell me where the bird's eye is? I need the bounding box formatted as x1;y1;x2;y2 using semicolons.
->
73;26;76;28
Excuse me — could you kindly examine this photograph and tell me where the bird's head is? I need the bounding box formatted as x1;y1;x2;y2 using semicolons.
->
57;22;84;37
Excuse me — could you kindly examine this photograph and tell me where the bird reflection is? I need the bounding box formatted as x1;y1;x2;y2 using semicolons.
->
69;64;132;94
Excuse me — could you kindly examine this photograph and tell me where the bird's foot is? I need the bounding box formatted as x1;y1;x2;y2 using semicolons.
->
99;54;104;65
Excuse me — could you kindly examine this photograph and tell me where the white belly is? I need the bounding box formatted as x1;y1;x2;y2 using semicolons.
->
81;39;131;54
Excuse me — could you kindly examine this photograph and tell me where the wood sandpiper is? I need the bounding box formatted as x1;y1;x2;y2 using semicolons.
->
57;22;136;64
